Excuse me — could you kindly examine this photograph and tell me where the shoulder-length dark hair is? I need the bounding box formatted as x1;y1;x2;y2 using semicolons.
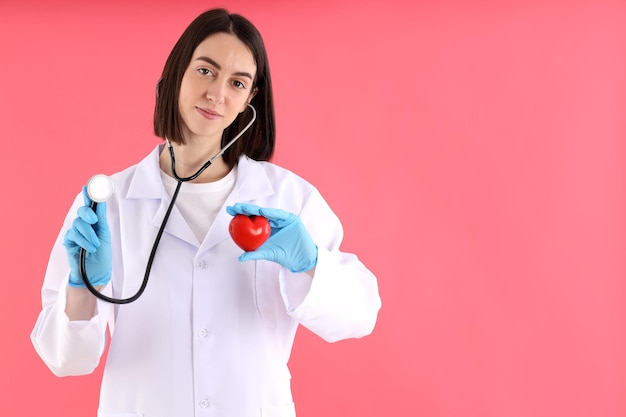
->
154;8;275;164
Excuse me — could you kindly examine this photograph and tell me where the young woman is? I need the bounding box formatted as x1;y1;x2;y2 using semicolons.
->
31;8;381;417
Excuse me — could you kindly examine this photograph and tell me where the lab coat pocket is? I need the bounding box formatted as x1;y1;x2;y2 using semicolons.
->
261;402;296;417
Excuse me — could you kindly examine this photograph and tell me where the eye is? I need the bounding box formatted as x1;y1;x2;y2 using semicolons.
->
232;80;246;89
198;68;215;76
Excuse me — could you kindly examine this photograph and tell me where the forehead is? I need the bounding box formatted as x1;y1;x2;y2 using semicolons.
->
191;32;257;75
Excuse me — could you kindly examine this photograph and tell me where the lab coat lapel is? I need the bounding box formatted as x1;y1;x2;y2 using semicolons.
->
126;144;199;247
199;156;274;253
155;186;199;246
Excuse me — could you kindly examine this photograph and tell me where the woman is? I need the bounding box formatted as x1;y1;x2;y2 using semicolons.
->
31;8;381;417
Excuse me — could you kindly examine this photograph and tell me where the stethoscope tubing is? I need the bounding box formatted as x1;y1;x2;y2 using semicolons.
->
79;104;256;304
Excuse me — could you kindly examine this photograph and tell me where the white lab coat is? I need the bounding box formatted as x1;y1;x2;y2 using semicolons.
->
31;145;381;417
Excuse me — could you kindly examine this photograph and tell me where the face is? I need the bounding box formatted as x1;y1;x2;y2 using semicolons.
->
178;32;257;145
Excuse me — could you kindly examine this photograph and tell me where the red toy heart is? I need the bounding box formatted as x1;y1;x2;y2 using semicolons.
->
228;214;271;251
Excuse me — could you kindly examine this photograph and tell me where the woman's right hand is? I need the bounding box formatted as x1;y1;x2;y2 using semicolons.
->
63;186;112;288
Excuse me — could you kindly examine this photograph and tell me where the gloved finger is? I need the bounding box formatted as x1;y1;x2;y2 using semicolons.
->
259;208;296;227
82;184;109;228
238;252;256;262
64;226;99;253
226;203;263;217
77;206;98;224
239;249;272;262
255;208;296;230
82;185;94;208
225;206;239;216
72;217;101;247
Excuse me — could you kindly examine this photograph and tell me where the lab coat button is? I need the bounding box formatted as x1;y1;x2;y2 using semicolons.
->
200;399;210;408
197;260;208;269
198;328;209;338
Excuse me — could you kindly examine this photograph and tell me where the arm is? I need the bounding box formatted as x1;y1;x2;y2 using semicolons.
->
65;286;99;321
279;189;381;342
30;193;112;377
228;189;382;343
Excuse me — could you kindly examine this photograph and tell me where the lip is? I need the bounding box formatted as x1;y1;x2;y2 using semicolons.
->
196;107;222;120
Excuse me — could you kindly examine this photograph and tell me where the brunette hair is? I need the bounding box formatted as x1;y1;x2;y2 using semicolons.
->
154;8;275;164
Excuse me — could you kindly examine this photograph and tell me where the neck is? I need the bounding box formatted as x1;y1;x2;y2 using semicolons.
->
160;140;231;183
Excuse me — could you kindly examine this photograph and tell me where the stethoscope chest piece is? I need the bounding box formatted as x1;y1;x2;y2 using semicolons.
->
87;174;115;203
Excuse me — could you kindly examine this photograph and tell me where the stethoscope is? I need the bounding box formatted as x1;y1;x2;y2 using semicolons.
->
80;103;257;304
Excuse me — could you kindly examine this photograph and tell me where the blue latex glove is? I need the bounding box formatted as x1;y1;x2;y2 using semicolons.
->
63;186;112;288
226;203;318;273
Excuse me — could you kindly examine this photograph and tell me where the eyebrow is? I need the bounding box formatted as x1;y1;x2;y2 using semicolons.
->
195;56;254;80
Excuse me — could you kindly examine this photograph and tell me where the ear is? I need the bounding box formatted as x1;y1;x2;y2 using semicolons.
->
240;87;258;113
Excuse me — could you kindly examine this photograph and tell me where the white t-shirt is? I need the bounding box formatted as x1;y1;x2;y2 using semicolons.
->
160;166;237;243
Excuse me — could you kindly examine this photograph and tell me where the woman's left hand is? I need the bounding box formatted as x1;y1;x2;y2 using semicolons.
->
226;203;318;273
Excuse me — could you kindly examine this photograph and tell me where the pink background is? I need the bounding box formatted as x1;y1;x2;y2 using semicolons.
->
1;0;625;416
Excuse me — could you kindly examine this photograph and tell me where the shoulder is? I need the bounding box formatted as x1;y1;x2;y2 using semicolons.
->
241;157;313;187
105;145;163;202
237;156;324;214
110;145;161;180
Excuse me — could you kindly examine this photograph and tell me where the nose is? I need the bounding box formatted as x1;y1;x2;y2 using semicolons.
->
205;81;226;104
